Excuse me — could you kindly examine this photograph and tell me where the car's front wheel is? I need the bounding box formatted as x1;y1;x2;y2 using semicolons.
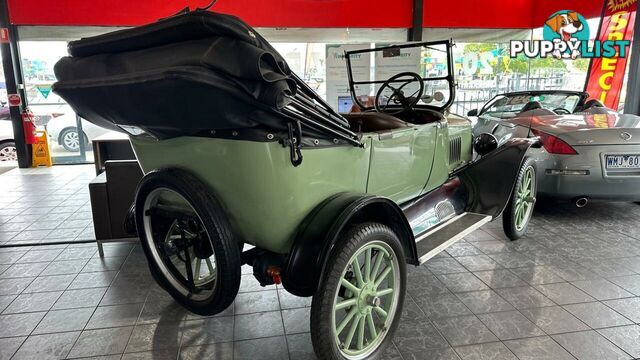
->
59;128;88;152
0;142;17;162
503;157;537;240
311;222;406;360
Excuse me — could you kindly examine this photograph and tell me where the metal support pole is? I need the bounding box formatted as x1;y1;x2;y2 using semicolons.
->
623;13;640;115
407;0;423;42
0;0;30;167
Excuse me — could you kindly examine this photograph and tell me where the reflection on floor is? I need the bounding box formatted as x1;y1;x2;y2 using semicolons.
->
0;162;17;176
0;165;639;359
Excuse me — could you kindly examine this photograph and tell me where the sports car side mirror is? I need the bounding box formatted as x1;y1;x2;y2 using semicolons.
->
474;133;498;155
467;109;478;117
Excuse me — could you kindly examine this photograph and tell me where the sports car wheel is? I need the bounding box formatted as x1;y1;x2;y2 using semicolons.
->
311;223;406;360
135;168;241;315
0;142;17;162
503;157;537;240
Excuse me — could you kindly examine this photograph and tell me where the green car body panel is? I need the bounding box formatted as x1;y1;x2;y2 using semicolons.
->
129;117;472;254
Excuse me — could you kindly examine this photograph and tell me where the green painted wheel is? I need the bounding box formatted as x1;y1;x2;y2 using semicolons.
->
514;166;535;231
311;223;406;360
503;157;537;240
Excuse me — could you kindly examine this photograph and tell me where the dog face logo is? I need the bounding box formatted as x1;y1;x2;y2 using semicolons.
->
543;11;590;59
545;12;583;41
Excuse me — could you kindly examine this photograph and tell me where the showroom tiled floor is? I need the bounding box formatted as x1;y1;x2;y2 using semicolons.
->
1;165;640;359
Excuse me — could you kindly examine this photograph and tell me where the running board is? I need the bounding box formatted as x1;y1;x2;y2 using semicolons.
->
415;212;492;264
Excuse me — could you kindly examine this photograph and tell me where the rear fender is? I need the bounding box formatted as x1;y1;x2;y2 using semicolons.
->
457;137;537;217
283;193;416;297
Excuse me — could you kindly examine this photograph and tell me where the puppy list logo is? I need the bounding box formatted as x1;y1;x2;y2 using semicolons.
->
510;10;631;59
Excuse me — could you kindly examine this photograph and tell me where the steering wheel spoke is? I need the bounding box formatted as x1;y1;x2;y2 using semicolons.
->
374;72;424;115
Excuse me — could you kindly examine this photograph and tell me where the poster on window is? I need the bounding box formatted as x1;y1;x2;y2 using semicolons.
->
370;45;422;107
325;44;370;112
374;45;421;85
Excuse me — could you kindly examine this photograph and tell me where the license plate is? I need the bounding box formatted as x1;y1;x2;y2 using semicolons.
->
605;155;640;169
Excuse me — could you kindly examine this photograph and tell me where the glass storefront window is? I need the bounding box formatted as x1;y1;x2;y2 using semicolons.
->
20;41;112;164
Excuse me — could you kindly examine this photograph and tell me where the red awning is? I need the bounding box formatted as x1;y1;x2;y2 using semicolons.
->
8;0;603;29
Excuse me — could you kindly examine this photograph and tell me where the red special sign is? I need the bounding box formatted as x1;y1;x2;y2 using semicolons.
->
7;94;21;107
585;0;638;109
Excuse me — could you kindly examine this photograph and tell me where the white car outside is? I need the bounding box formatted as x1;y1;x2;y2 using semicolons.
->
45;109;110;152
0;120;17;162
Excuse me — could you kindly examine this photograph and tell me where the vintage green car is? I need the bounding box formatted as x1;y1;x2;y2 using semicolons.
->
53;11;538;360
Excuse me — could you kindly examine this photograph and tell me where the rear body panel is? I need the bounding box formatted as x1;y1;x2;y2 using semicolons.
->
130;117;475;254
498;112;640;201
131;135;372;254
534;144;640;200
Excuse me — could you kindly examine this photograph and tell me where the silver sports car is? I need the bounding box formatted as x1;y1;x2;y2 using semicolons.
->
468;90;640;206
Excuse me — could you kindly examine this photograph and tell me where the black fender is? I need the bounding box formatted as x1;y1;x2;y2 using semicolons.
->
456;137;538;218
282;193;416;297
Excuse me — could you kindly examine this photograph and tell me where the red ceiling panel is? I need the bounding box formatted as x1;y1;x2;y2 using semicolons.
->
7;0;605;29
423;0;534;29
6;0;413;27
533;0;604;25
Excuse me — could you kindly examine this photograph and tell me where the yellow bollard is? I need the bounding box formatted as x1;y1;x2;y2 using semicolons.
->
31;130;53;167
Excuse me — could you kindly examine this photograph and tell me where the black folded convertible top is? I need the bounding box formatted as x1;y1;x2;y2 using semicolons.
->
53;11;356;144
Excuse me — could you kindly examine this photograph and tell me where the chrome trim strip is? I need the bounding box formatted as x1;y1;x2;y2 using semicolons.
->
416;212;492;264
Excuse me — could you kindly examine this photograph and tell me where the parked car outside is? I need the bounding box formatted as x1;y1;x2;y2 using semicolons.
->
0;119;17;162
46;110;110;152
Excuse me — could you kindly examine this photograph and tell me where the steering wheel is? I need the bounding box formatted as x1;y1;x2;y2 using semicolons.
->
553;108;571;115
375;72;424;114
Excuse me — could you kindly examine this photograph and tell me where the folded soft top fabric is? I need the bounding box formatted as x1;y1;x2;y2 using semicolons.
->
53;11;300;139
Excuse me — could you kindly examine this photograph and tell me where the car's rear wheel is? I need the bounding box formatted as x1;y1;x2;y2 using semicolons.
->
311;222;406;360
59;127;88;152
503;157;537;240
135;168;241;315
0;142;17;161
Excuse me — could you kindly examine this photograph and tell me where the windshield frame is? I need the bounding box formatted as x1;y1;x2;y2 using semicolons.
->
344;40;455;113
479;91;589;116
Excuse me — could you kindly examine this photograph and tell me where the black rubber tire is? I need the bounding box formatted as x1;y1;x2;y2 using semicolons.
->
310;222;406;360
503;157;537;240
135;168;241;316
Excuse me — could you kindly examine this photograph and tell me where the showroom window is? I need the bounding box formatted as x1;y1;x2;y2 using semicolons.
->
19;40;99;164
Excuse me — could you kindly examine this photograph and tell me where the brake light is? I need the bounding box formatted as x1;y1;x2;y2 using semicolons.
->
51;112;64;118
531;129;578;155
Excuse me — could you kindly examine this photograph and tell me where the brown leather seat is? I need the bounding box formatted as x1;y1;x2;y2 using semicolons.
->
344;112;410;133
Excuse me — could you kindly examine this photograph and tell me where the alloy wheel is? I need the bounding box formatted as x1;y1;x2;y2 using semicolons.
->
0;145;17;161
63;130;80;151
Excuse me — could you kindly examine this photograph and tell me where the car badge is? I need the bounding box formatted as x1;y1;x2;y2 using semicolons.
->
620;132;632;141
